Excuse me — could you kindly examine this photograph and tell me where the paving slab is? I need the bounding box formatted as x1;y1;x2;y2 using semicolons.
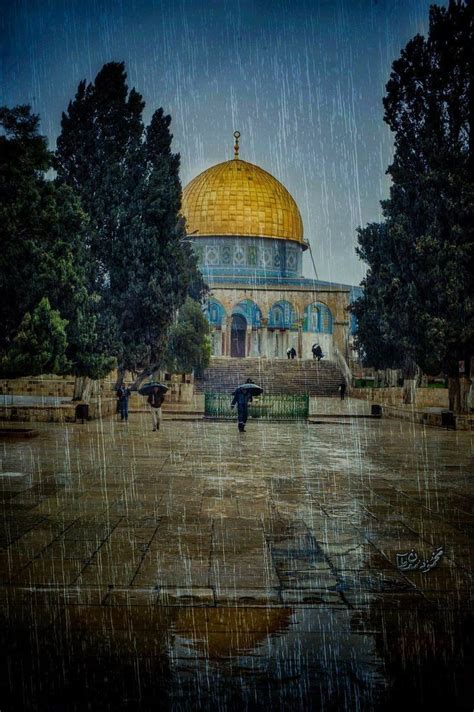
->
0;415;472;709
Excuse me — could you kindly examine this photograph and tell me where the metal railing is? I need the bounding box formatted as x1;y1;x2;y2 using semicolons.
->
204;393;309;420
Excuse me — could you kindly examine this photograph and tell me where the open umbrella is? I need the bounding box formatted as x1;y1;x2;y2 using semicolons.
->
138;382;168;396
232;382;263;397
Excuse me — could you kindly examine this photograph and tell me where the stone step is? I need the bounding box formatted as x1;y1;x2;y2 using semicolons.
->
196;357;345;395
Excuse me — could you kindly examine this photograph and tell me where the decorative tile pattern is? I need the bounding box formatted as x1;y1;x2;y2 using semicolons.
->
303;302;334;334
268;300;298;329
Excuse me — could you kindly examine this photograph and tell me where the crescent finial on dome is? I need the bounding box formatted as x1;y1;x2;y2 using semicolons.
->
233;131;240;158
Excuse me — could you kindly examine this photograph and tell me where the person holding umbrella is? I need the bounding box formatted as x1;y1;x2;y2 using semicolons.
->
138;381;168;432
148;386;165;431
312;343;324;361
231;378;263;432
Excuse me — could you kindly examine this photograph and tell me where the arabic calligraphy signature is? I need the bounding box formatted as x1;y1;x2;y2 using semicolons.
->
396;546;444;573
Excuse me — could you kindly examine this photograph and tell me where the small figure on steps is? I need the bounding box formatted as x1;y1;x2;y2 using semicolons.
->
339;381;347;401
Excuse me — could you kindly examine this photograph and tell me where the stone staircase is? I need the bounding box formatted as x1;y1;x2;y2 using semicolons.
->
195;358;344;396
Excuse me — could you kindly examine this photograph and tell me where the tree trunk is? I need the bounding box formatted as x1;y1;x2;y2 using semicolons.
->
460;376;471;414
402;378;416;405
448;376;460;412
449;375;471;414
402;356;417;405
114;367;126;390
131;366;159;392
73;376;91;402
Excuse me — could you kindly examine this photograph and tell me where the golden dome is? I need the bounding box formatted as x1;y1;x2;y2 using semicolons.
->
181;158;304;245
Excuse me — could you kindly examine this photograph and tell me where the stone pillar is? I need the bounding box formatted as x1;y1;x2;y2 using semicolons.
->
221;317;228;357
260;319;268;357
246;325;252;357
333;321;349;361
226;322;232;357
297;319;303;358
250;329;259;356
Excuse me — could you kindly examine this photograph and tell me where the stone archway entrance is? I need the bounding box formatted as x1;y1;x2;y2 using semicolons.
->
231;314;247;357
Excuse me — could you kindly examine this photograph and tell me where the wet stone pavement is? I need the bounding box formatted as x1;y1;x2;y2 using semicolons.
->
0;410;472;710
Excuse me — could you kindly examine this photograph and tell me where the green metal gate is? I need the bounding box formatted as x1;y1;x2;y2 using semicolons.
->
204;393;309;420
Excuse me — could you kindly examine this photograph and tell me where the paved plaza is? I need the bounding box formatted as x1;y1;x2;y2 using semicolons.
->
0;405;472;710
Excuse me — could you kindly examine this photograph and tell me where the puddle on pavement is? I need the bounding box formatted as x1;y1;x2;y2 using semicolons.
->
0;596;472;711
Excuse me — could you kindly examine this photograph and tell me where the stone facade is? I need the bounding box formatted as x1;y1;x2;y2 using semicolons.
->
204;281;351;360
182;148;358;364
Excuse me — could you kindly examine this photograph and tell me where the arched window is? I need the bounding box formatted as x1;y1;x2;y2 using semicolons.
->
206;298;226;327
303;302;333;333
268;301;297;329
232;299;262;328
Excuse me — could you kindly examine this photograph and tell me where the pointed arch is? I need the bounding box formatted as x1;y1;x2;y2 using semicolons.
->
268;300;298;329
303;302;333;333
232;299;262;328
206;298;226;327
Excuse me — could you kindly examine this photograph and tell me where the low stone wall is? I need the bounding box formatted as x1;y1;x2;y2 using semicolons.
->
0;376;76;398
0;376;116;399
0;397;116;423
351;386;449;408
0;371;196;421
381;404;473;431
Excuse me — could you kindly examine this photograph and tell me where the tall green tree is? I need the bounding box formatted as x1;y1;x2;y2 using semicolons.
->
0;105;114;381
165;298;211;377
1;298;70;378
55;63;206;385
352;0;474;411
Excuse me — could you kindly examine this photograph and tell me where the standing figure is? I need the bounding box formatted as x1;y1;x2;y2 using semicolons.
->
286;347;292;359
312;343;324;361
148;386;164;431
231;378;254;432
339;381;347;400
116;384;131;422
290;347;297;359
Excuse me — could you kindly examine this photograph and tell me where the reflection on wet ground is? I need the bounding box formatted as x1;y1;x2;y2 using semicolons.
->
1;597;471;711
0;413;472;710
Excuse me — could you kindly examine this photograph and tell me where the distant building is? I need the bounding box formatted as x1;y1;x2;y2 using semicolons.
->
182;133;359;361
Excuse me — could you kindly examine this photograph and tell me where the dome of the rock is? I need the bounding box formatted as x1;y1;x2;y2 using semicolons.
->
181;157;304;246
177;132;357;364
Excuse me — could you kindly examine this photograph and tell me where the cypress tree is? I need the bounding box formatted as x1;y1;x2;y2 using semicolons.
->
56;63;206;385
0;105;113;380
352;1;473;411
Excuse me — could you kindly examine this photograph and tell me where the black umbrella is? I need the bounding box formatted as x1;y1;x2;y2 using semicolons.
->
232;383;263;397
138;382;168;396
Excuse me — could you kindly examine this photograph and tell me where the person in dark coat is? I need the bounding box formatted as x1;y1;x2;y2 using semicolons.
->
231;378;254;432
116;384;131;422
339;381;347;400
147;387;165;431
290;347;297;359
312;344;324;361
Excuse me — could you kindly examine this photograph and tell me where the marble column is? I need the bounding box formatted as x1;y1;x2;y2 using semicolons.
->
221;317;228;357
260;318;269;357
246;325;252;357
297;319;303;358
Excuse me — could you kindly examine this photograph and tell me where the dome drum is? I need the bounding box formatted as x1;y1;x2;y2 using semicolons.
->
191;235;304;279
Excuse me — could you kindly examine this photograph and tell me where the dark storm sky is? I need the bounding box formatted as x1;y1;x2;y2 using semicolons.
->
1;0;442;285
